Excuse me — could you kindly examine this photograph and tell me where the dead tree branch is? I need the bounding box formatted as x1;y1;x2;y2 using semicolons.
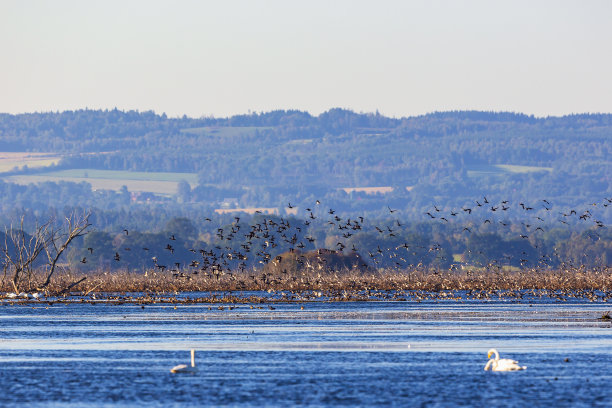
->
39;212;92;291
1;211;91;294
2;217;50;293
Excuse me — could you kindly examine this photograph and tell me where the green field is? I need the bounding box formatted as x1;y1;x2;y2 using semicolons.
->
495;164;554;173
467;164;553;177
284;138;314;146
4;169;198;196
30;169;198;183
0;152;62;173
180;126;272;137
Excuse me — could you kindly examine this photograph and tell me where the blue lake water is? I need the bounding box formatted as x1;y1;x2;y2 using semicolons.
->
0;297;611;407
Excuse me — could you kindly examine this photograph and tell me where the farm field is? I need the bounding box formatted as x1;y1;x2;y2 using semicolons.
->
0;152;62;172
467;163;553;177
4;169;198;195
16;169;199;183
180;126;272;137
495;164;554;173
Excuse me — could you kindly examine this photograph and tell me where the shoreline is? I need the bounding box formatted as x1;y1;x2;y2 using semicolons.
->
2;288;611;305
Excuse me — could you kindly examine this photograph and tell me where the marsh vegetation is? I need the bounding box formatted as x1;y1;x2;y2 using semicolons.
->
2;266;610;303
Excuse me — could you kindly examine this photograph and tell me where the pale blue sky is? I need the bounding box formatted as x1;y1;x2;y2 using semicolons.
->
1;0;610;118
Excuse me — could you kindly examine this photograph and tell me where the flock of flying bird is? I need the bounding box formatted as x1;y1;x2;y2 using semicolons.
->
81;196;611;280
424;196;608;233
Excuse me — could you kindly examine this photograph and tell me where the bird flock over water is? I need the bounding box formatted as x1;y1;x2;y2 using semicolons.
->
3;195;611;302
78;196;612;286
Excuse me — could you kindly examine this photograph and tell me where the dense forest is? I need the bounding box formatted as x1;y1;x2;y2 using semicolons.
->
0;109;609;213
0;109;610;271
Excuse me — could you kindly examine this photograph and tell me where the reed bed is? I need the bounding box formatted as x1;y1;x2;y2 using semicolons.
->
1;266;610;302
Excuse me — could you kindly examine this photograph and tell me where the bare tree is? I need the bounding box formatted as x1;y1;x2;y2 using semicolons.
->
2;211;91;294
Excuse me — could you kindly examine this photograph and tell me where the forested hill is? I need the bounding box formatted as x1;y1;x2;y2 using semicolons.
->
0;108;610;220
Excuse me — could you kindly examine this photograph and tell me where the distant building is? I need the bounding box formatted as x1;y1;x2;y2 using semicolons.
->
341;187;394;195
214;207;279;215
220;197;239;208
130;191;159;203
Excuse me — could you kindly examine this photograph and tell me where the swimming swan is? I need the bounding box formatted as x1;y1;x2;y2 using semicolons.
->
170;349;198;373
484;349;526;371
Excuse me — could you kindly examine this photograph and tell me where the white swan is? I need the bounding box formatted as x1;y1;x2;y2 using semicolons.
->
170;349;198;373
484;349;526;371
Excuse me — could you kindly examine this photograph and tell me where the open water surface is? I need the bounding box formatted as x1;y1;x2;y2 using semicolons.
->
0;296;611;407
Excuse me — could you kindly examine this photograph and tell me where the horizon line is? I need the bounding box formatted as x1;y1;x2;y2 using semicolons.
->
2;107;611;121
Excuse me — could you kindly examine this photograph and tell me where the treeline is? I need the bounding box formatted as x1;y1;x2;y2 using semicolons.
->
64;214;611;272
1;194;610;274
3;205;606;270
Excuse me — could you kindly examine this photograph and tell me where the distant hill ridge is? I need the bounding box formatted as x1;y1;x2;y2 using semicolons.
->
0;108;609;220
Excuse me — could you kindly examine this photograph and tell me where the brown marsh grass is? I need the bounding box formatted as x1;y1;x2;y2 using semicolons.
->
1;266;610;302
